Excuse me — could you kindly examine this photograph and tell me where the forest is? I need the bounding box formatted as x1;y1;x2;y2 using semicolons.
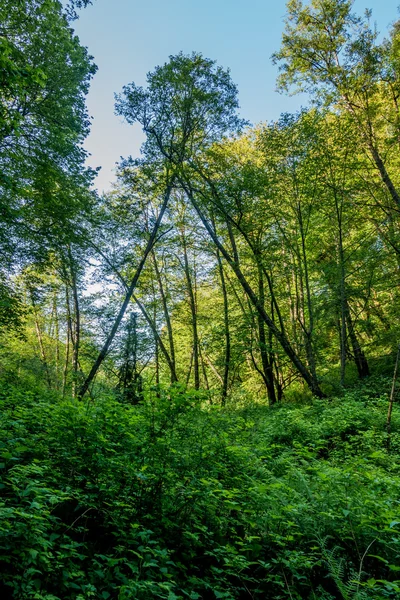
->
1;0;400;598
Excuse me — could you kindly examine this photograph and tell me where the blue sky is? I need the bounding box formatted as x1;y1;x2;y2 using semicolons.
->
72;0;400;192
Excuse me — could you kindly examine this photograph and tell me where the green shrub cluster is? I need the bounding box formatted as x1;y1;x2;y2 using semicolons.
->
0;381;399;599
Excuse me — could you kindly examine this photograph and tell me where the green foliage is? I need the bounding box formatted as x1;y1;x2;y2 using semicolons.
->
115;52;245;165
1;381;399;598
0;0;97;331
0;280;27;333
2;2;400;597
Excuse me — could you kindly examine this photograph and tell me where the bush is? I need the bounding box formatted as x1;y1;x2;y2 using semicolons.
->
0;381;399;599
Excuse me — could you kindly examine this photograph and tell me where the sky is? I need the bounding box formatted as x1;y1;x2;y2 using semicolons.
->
72;0;400;193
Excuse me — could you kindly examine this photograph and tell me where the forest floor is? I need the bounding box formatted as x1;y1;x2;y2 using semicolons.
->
1;377;400;599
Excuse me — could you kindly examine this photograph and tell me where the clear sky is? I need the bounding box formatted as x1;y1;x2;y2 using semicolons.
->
72;0;400;192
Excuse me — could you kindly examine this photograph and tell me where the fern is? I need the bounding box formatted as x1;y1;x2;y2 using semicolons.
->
318;538;369;600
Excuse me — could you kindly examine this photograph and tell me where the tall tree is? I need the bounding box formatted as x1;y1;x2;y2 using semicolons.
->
273;0;400;213
0;0;97;329
79;173;174;398
80;52;244;397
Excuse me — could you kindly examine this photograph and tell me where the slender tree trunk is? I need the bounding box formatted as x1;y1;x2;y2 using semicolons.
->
292;267;301;352
199;343;210;391
155;338;160;387
133;293;178;382
79;182;173;398
31;294;52;388
283;251;299;352
216;248;231;404
185;350;194;388
202;352;223;384
65;282;74;391
68;247;80;398
330;187;348;387
182;233;200;390
53;292;60;390
298;210;318;382
387;344;400;450
270;295;283;401
338;229;347;387
62;285;71;397
184;187;325;398
257;263;277;405
153;298;161;395
118;313;143;404
345;302;370;378
48;299;55;338
152;250;177;383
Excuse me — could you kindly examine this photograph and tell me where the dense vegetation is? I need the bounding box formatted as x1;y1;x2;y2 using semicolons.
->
1;380;400;599
1;0;400;598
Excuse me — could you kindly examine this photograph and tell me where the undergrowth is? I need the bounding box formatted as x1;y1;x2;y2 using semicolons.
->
0;379;399;599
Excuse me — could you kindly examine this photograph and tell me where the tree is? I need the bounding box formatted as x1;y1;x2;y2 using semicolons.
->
78;171;175;397
0;0;97;329
79;53;245;397
117;312;144;404
179;134;326;398
273;0;400;213
115;52;244;166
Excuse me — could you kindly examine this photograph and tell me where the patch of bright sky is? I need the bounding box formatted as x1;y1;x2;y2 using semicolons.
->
72;0;400;193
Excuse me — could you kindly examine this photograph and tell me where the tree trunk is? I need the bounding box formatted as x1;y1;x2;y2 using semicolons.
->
68;247;80;398
152;250;177;383
387;344;400;450
62;285;71;397
345;302;370;378
185;187;326;398
368;142;400;209
182;233;200;390
343;95;400;209
185;350;194;388
79;182;173;398
199;343;210;391
298;208;318;383
338;226;347;387
53;292;60;390
216;248;231;405
133;293;178;382
30;293;52;389
155;338;160;387
257;263;277;405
